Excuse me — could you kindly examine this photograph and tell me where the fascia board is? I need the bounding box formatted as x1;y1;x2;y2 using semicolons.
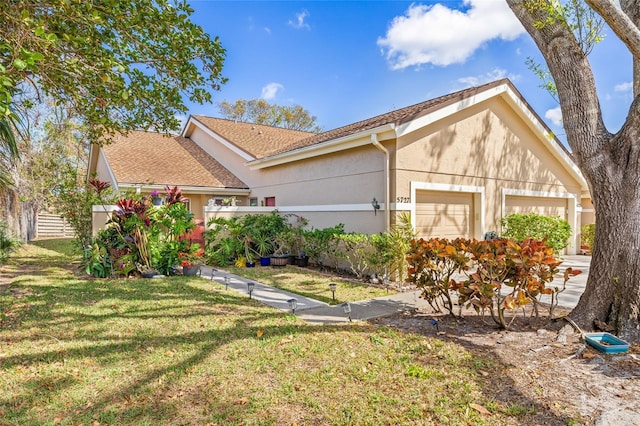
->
395;83;588;191
183;116;255;162
248;124;396;170
117;183;249;195
98;147;119;193
395;85;509;138
500;87;588;190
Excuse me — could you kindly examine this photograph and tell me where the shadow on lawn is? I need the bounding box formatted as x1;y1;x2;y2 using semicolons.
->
0;262;572;425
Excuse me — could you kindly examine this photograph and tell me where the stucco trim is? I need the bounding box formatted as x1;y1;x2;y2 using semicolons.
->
204;204;386;214
410;181;486;239
500;188;578;255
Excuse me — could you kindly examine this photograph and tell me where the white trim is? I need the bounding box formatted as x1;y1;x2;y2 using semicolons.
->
248;124;396;170
501;188;579;255
93;205;118;213
410;181;485;239
392;203;412;211
99;149;119;192
501;88;587;190
396;85;508;138
117;183;250;196
395;83;588;192
204;203;386;214
184;116;255;161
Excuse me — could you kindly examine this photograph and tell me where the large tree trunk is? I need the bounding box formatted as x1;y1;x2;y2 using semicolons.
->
507;0;640;340
572;177;640;341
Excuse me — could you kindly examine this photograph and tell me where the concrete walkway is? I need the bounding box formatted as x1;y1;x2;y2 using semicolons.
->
199;255;591;325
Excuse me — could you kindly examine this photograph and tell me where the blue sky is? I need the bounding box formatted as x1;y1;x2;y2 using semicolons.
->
186;1;632;144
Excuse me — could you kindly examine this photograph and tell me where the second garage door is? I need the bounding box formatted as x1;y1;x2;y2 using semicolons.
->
505;196;567;219
415;190;474;239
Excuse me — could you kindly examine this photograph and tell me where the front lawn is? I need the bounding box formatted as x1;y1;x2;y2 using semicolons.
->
228;265;393;305
0;240;521;425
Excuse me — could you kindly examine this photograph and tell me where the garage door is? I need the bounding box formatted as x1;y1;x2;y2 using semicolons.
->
415;190;473;238
505;196;567;218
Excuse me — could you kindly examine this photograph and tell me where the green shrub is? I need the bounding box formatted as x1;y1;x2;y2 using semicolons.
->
303;224;345;270
406;237;581;329
501;212;571;252
581;223;595;249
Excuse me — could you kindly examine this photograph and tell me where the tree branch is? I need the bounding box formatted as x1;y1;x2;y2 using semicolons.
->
585;0;640;59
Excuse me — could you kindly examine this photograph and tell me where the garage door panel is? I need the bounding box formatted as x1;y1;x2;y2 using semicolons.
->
416;191;473;239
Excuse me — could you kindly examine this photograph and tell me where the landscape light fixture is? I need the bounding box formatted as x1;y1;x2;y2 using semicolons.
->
342;302;352;322
210;269;216;281
287;298;298;314
224;276;230;290
329;283;337;301
247;282;255;299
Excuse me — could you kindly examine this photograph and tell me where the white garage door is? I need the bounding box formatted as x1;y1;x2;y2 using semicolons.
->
505;196;567;219
415;190;473;239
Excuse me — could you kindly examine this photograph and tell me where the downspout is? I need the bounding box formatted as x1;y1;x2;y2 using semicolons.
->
371;134;390;232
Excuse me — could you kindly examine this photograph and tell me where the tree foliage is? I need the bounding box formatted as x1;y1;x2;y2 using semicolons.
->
218;99;322;132
501;212;571;253
1;0;227;143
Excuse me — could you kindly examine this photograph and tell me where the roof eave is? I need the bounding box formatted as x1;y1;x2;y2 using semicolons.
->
499;85;589;191
247;123;397;170
117;183;250;195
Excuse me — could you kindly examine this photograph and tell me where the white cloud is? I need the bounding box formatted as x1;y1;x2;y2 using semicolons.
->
456;68;517;87
614;81;632;92
288;10;310;30
545;106;563;127
264;27;272;35
377;0;525;69
261;83;284;100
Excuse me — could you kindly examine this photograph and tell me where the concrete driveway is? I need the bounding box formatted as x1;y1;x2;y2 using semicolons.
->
543;254;591;309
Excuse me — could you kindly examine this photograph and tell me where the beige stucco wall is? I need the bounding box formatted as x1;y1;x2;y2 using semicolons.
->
202;145;389;234
581;197;595;226
92;206;115;236
392;97;583;252
186;94;585;250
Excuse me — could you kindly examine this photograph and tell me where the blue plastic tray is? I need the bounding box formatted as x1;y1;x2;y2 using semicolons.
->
584;332;630;354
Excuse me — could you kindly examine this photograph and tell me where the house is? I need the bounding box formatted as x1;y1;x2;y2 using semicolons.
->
88;78;591;254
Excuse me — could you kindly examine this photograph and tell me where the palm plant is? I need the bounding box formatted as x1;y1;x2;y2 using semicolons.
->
0;115;20;190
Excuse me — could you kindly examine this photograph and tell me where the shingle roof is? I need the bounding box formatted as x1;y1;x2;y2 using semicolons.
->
193;79;530;159
191;116;314;159
278;79;511;154
103;131;248;189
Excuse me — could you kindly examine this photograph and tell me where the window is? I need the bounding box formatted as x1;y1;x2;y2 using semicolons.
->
249;197;258;207
265;197;276;207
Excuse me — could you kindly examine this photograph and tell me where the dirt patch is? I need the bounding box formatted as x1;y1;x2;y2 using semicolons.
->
372;307;640;425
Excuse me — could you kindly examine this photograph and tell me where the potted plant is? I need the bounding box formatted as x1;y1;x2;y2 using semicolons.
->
252;231;273;266
270;232;291;267
150;189;163;206
178;243;203;276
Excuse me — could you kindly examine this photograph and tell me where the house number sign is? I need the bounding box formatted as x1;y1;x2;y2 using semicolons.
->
396;197;410;203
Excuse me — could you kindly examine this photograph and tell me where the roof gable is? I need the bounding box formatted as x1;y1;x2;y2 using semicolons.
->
189;116;314;160
102;131;247;189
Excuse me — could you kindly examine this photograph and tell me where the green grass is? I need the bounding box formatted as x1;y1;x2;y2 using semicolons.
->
0;239;528;425
228;265;393;305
